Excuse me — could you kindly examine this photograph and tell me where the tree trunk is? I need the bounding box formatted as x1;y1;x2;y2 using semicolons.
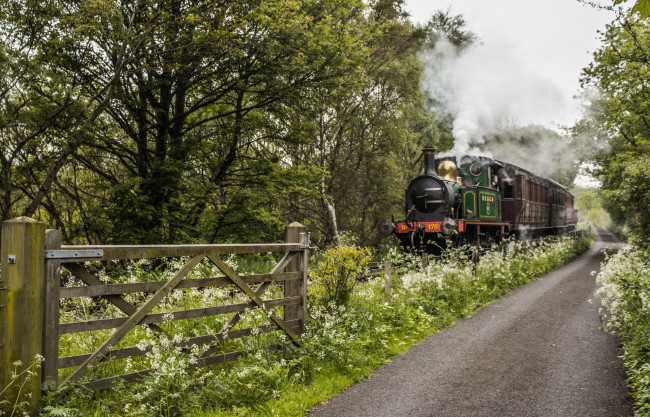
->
322;196;341;247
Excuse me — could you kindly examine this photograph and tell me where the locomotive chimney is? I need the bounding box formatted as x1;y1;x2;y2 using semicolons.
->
423;147;437;176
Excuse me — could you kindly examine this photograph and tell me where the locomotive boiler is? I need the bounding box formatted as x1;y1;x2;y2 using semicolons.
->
378;148;578;253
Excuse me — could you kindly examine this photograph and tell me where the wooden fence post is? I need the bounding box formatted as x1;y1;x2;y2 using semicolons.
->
285;223;307;336
0;217;46;414
472;247;478;275
384;259;392;299
421;253;428;271
43;229;61;389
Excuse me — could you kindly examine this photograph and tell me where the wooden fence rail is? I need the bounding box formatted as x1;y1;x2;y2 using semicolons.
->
1;218;309;414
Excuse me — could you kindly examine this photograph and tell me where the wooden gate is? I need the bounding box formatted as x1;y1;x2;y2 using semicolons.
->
1;218;308;411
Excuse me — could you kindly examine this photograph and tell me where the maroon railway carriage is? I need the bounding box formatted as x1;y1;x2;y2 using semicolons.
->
499;162;578;239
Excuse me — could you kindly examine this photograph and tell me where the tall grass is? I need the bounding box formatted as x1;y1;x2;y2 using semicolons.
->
27;235;590;417
0;356;43;416
597;245;650;416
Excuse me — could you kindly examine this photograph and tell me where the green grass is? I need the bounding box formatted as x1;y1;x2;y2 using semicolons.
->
198;324;435;417
200;366;358;417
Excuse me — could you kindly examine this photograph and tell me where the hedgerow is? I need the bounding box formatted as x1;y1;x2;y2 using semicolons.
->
597;245;650;416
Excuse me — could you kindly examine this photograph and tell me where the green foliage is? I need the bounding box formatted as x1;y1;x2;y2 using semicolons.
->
282;0;435;247
615;0;650;17
580;17;650;239
602;155;650;236
310;246;371;308
402;236;591;326
573;187;612;229
0;0;443;247
597;245;650;415
425;9;477;49
121;335;207;416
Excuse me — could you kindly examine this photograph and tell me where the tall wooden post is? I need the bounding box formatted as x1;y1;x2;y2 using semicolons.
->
43;229;61;389
284;223;308;336
0;217;46;414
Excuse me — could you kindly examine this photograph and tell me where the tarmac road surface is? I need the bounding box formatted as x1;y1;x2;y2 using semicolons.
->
309;230;634;417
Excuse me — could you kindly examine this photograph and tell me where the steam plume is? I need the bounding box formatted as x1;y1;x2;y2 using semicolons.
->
421;37;570;163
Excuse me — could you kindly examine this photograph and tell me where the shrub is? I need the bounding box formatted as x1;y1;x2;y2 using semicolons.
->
597;245;650;416
309;246;371;308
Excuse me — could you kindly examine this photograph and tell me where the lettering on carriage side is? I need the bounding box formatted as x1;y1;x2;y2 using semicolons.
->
481;195;495;203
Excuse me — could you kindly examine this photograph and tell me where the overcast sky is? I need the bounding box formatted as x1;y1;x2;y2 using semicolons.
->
402;0;617;126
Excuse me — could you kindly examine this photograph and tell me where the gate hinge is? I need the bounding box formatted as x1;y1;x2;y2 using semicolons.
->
44;250;104;259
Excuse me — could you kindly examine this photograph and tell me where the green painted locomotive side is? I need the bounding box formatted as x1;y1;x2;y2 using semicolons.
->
477;188;501;221
462;187;501;221
463;189;476;216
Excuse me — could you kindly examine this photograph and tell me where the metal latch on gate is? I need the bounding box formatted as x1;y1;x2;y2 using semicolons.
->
44;250;104;259
300;232;314;250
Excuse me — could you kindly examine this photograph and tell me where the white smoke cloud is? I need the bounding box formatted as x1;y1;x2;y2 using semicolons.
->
421;37;569;158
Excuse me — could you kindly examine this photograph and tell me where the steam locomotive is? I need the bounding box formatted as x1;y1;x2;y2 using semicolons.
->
378;148;578;253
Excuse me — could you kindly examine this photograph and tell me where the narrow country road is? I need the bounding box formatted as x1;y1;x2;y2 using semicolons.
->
309;230;634;417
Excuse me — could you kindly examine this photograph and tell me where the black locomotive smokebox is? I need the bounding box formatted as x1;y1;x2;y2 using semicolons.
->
406;175;449;215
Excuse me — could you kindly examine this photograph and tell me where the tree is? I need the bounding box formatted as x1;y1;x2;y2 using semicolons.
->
3;0;375;244
280;0;434;247
0;0;144;240
572;187;611;228
0;0;453;247
614;0;650;17
425;8;477;49
580;16;650;237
